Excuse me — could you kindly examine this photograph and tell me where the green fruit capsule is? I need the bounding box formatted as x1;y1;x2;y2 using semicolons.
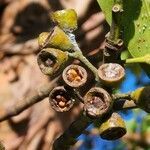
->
50;9;77;32
98;63;125;87
83;87;112;119
99;112;126;140
38;26;73;51
131;86;150;113
49;86;75;112
37;48;68;76
38;32;50;48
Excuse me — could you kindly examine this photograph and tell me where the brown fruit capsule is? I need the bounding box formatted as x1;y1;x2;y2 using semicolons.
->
62;64;87;88
99;112;126;140
50;9;77;32
49;86;75;112
131;86;150;113
83;87;112;119
98;63;125;87
37;48;68;76
38;26;73;51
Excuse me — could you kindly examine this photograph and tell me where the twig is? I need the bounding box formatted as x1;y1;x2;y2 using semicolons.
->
104;0;124;63
53;98;137;149
113;99;137;111
112;92;132;100
0;77;59;122
125;54;150;65
53;114;92;150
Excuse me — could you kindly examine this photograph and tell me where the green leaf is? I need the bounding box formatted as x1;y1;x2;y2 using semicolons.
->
141;115;150;133
97;0;150;77
126;119;137;133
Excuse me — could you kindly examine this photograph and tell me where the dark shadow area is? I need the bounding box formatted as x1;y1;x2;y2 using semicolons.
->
76;0;110;53
8;117;29;136
122;0;142;47
47;0;62;11
11;2;52;42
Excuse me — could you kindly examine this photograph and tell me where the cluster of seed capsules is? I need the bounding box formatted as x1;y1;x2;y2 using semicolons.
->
37;9;150;141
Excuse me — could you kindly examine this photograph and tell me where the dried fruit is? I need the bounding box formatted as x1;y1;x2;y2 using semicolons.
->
99;112;126;140
37;48;68;76
50;9;77;32
98;63;125;87
49;86;75;112
83;87;112;118
62;64;87;88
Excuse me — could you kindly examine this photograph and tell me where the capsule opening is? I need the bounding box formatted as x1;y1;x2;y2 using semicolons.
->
51;89;72;109
40;51;56;68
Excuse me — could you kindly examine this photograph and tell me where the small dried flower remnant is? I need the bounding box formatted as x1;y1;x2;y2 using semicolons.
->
49;86;75;112
62;65;87;88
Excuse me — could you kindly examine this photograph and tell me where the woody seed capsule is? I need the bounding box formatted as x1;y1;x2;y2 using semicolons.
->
83;87;112;119
49;86;75;112
98;63;125;87
62;64;87;88
37;48;68;76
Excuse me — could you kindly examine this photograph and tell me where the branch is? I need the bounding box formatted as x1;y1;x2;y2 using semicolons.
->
113;99;137;110
53;98;137;149
53;114;92;150
104;0;124;62
67;34;99;82
0;77;59;122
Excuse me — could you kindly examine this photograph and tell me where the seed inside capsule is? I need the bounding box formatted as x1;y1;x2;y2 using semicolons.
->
55;95;68;108
58;101;66;108
63;65;87;88
45;58;54;67
49;86;75;112
67;68;82;82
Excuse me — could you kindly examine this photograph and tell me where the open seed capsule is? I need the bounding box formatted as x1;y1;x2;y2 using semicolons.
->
83;87;112;119
98;63;125;87
50;9;77;32
62;64;87;88
49;86;75;112
37;48;68;76
99;112;126;140
38;27;73;51
131;86;150;113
